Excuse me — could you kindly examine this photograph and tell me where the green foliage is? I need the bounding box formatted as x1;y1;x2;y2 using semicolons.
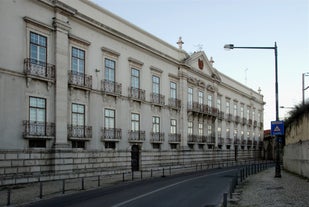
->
284;103;309;132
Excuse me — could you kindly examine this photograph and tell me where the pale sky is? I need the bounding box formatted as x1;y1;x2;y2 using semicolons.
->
92;0;309;129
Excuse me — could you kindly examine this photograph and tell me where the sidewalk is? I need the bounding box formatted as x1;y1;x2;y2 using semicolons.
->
229;167;309;207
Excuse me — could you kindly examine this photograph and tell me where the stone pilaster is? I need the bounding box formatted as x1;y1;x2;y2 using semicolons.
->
53;11;71;148
178;68;188;149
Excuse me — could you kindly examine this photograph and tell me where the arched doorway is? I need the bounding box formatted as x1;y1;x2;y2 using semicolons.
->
131;145;140;171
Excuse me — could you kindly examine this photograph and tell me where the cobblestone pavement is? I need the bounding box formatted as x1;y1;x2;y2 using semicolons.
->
229;167;309;207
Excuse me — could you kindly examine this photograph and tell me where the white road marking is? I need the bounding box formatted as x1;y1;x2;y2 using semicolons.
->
112;168;236;207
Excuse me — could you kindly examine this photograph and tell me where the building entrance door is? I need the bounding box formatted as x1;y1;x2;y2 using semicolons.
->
131;145;139;171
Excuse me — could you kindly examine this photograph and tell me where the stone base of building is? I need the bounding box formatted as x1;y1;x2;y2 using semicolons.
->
283;140;309;178
0;148;261;186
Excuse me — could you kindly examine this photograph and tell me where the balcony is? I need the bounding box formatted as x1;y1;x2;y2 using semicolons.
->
247;140;253;146
128;130;145;142
226;114;233;122
24;58;55;81
234;138;240;145
205;106;218;117
207;135;215;144
67;125;92;140
248;119;253;126
235;116;241;124
226;138;232;145
68;70;92;90
187;135;197;144
101;128;122;142
150;132;165;143
218;137;224;145
242;118;247;125
168;133;181;143
168;98;181;110
218;111;224;120
23;120;55;139
196;135;207;144
101;80;122;96
151;93;165;106
253;121;258;128
128;87;145;102
241;138;247;146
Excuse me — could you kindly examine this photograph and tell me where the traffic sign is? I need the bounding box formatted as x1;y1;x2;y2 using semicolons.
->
271;121;284;136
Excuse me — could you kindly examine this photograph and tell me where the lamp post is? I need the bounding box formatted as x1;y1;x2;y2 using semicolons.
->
224;42;281;178
302;72;309;105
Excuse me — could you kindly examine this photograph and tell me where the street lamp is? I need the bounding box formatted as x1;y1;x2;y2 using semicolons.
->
302;72;309;105
224;42;281;178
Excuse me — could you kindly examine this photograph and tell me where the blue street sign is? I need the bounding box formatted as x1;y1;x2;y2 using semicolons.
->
271;121;284;136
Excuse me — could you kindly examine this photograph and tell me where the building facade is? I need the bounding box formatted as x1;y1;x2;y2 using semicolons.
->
0;0;264;183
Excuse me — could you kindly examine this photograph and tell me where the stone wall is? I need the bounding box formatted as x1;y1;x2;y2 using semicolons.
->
0;148;260;185
283;140;309;178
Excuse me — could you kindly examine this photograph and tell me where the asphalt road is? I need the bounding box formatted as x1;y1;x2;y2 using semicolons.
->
22;167;239;207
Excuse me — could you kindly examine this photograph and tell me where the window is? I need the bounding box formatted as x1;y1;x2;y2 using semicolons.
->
247;108;250;120
188;87;193;106
105;59;115;82
252;110;255;121
152;75;160;94
233;103;237;116
131;113;140;131
234;129;238;139
72;140;85;148
170;82;177;99
152;116;160;133
198;91;204;104
207;125;212;136
29;97;46;136
29;140;46;148
226;101;230;114
170;119;177;134
72;104;85;126
217;127;222;137
226;128;230;138
131;68;140;88
30;97;46;123
72;47;85;74
208;95;213;107
217;98;221;111
198;123;203;136
104;109;115;129
188;121;193;135
240;105;244;118
30;32;47;64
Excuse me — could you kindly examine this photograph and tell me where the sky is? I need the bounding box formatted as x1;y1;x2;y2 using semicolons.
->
91;0;309;129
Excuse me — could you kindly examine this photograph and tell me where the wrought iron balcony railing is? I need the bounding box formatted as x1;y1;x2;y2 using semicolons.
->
218;111;225;120
207;135;215;144
68;70;92;89
101;80;122;96
151;93;165;106
101;128;122;141
196;135;207;143
150;132;165;143
226;138;232;145
24;58;55;80
23;120;55;138
234;138;240;145
128;87;145;101
168;133;181;143
168;98;181;109
218;137;224;145
67;125;92;140
187;134;197;143
128;130;145;142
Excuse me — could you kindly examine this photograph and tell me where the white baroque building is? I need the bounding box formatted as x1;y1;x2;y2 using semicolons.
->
0;0;264;183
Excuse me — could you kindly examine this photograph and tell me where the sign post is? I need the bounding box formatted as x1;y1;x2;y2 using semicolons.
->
271;121;284;178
